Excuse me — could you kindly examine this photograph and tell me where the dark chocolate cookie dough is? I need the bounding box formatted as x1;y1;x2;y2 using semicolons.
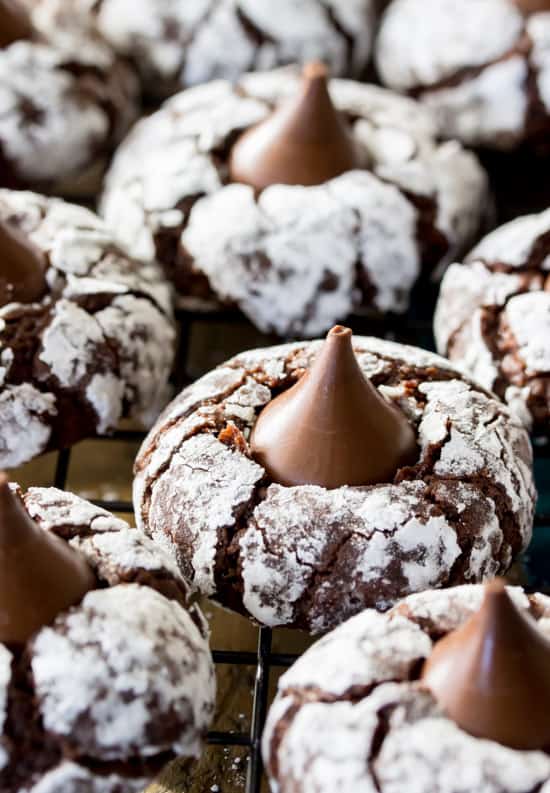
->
102;66;488;336
0;190;175;469
435;208;550;434
23;0;377;99
376;0;550;150
134;335;535;634
263;583;550;793
0;483;215;793
0;0;138;197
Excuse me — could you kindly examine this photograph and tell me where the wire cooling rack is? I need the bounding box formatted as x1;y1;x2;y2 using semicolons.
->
48;290;550;793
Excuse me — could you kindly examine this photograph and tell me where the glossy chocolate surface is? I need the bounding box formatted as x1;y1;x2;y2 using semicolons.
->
0;219;47;308
229;62;361;191
250;326;417;488
422;578;550;750
0;474;95;644
0;0;33;48
514;0;550;13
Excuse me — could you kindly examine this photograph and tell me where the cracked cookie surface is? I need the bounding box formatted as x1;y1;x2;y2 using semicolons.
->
376;0;550;150
134;336;535;634
0;190;176;469
1;485;216;793
102;66;488;336
263;583;550;793
435;207;550;434
24;0;376;99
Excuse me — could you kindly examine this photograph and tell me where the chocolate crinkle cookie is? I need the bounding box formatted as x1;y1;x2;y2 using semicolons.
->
435;208;550;434
0;483;216;793
262;583;550;793
375;0;550;151
23;0;377;99
0;189;176;469
0;0;138;197
101;66;488;337
133;334;535;634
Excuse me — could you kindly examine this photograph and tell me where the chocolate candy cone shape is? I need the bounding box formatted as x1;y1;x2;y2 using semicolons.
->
0;475;95;644
250;325;417;489
514;0;550;13
0;219;47;308
0;0;33;48
229;62;361;191
423;579;550;750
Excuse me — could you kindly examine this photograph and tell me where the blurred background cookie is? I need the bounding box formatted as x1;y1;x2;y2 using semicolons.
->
102;64;488;336
376;0;550;152
23;0;377;100
435;208;550;436
0;190;175;469
0;0;138;197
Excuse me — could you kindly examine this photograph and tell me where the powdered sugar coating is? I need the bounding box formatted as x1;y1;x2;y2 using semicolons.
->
0;37;137;195
24;487;129;538
504;292;550;372
2;483;214;792
435;209;550;431
71;527;185;587
264;584;550;793
32;585;215;759
377;0;523;88
134;335;535;634
25;0;376;99
102;67;488;335
468;206;550;267
24;762;148;793
0;646;12;772
0;190;175;468
0;384;56;468
376;0;550;149
529;13;550;112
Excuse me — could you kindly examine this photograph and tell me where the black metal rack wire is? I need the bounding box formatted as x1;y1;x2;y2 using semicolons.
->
48;298;550;793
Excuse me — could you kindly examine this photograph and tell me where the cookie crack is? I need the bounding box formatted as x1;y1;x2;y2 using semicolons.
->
408;32;532;97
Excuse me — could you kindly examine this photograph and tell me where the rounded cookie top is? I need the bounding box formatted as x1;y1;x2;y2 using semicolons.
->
0;190;176;469
1;484;215;793
133;334;535;634
102;66;488;336
25;0;376;99
263;583;550;793
375;0;550;149
0;14;138;196
435;208;550;433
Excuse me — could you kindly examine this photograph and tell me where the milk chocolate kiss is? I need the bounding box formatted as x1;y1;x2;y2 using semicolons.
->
0;219;47;308
0;0;33;47
229;62;361;191
422;578;550;750
514;0;550;13
250;326;417;489
0;474;95;645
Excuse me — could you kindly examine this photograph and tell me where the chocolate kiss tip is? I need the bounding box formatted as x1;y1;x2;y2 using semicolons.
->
0;219;47;308
302;60;328;81
0;475;95;645
0;0;34;48
228;61;361;191
484;576;507;595
250;325;417;489
422;578;550;750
